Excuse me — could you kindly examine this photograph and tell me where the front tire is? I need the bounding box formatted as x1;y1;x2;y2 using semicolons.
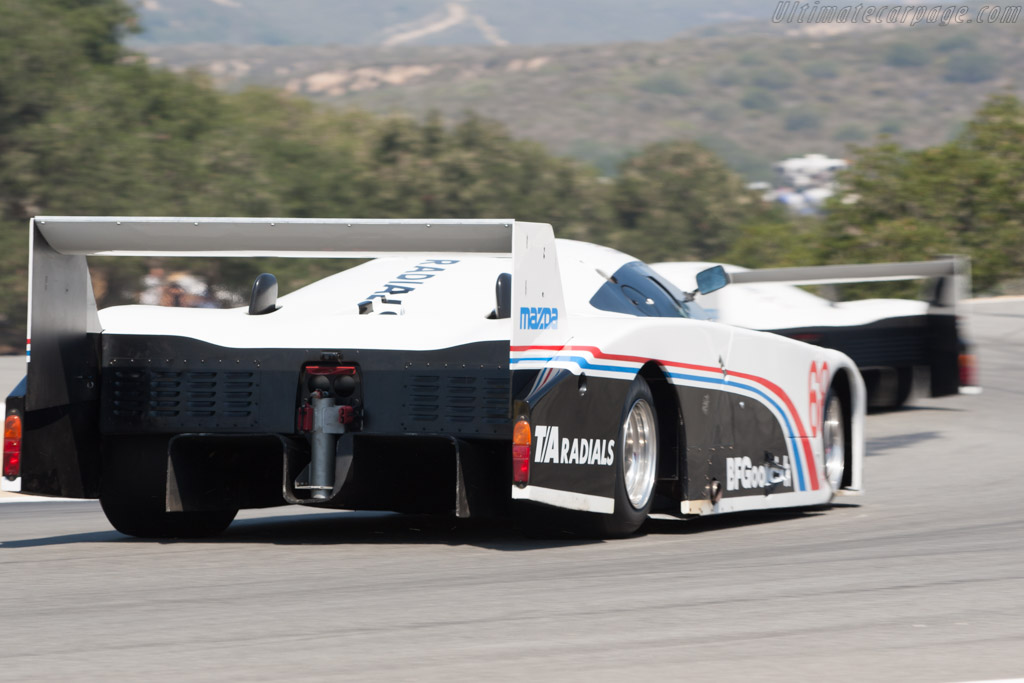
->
822;390;845;492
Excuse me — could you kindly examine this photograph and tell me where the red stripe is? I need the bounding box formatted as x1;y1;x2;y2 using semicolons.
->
512;343;819;490
513;344;713;372
727;368;818;488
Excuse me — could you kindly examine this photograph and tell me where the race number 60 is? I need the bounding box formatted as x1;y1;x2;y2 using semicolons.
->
808;361;829;437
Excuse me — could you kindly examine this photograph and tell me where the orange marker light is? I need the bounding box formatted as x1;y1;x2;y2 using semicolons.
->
959;353;977;388
512;419;531;487
3;414;22;479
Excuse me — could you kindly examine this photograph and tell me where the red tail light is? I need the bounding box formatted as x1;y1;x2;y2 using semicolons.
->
3;414;22;479
512;419;531;487
304;366;357;376
959;353;977;388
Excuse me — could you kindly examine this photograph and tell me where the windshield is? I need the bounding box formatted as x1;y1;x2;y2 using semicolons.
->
589;261;711;320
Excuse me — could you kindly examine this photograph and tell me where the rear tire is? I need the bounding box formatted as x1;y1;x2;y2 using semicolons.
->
593;377;659;537
894;367;913;408
100;497;237;539
866;367;913;411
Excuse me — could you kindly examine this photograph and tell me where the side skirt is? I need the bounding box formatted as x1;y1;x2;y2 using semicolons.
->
681;489;832;516
511;485;615;515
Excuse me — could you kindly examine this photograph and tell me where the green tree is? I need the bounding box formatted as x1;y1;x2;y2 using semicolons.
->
821;95;1024;293
0;0;137;348
607;140;775;263
723;217;824;269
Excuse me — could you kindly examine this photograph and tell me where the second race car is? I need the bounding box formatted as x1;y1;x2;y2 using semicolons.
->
653;260;978;409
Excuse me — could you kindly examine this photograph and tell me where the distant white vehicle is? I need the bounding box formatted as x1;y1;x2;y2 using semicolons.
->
774;153;848;189
653;259;978;409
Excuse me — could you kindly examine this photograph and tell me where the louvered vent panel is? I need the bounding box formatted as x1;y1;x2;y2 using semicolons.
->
103;366;259;432
402;373;509;433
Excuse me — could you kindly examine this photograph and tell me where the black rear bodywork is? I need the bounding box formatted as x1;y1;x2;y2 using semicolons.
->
774;313;962;406
100;335;511;439
12;329;514;516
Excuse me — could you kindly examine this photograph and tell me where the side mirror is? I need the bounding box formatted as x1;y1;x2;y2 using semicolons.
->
494;272;512;319
696;265;730;295
248;273;278;315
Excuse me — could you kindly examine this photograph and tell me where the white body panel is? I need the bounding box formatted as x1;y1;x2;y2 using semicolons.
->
652;261;928;330
100;256;513;350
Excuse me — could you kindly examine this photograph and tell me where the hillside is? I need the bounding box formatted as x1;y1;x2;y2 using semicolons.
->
131;0;776;47
141;21;1024;177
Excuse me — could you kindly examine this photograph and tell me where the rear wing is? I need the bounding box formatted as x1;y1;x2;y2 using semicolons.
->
25;216;568;412
34;216;517;258
727;257;970;311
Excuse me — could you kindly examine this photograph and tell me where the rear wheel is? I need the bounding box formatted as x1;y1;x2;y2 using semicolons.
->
595;377;659;537
822;391;845;492
894;367;913;408
100;439;238;539
866;367;913;410
100;497;237;539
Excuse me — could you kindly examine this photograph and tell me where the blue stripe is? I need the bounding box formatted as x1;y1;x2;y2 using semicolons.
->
512;353;808;491
665;371;807;491
513;355;638;374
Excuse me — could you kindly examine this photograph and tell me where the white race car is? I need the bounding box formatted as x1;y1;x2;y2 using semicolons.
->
3;217;864;538
653;260;978;409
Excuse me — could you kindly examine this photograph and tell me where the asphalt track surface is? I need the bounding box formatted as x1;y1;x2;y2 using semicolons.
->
2;299;1023;682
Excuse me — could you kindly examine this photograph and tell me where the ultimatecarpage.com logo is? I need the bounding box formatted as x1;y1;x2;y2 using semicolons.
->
772;2;1021;25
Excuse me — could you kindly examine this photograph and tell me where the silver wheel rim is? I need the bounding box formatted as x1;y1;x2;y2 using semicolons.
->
822;394;845;490
623;398;657;509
